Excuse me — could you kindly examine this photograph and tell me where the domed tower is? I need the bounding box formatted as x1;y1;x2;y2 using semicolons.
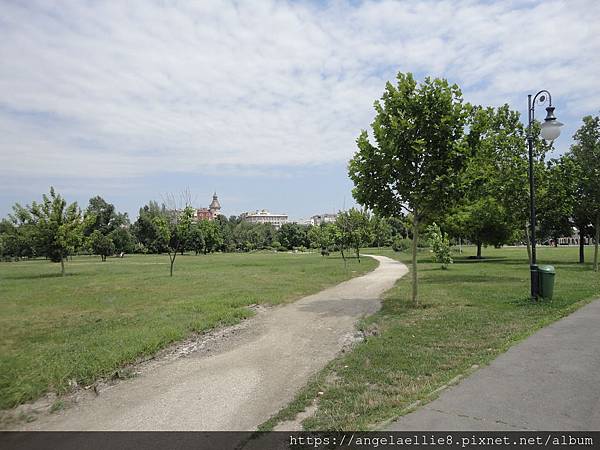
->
209;192;221;217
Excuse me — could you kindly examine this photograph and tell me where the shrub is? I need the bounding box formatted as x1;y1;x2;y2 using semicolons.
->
392;236;411;252
426;222;453;269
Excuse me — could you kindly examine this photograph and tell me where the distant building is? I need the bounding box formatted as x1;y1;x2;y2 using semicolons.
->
294;218;313;226
241;209;288;229
209;192;221;216
310;213;337;226
557;227;592;246
195;192;222;221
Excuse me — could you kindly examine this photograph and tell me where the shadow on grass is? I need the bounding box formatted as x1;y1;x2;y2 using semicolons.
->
2;272;82;281
423;273;523;284
452;257;526;265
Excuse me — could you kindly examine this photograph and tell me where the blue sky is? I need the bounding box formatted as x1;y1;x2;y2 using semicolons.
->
1;0;599;221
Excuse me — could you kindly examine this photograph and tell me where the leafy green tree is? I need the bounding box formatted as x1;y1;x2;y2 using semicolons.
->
199;220;223;254
12;187;82;275
446;198;514;258
0;218;36;259
88;230;115;261
188;224;205;255
108;227;135;254
349;72;469;304
232;222;274;251
371;215;393;247
154;206;195;276
277;223;309;250
387;216;410;242
82;196;128;237
336;209;373;262
308;223;336;255
570;114;600;271
537;156;579;247
132;201;167;253
444;105;526;258
488;109;550;264
426;223;453;269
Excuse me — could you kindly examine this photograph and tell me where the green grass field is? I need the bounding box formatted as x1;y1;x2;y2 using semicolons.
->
0;252;375;410
261;246;600;431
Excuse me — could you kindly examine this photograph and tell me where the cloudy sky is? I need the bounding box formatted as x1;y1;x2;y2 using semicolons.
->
1;0;598;220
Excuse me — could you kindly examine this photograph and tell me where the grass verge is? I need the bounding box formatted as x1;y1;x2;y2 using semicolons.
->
260;246;600;431
0;251;375;409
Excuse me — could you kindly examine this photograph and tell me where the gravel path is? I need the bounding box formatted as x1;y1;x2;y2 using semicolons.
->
20;255;407;431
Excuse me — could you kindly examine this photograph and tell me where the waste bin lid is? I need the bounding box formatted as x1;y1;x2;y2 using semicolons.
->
538;265;555;273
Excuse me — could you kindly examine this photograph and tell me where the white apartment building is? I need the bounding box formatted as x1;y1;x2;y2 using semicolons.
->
310;213;337;226
241;209;288;229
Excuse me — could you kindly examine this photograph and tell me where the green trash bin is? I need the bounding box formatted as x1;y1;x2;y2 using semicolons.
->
538;265;555;300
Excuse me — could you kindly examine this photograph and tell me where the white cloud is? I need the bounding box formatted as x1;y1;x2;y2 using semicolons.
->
0;0;598;179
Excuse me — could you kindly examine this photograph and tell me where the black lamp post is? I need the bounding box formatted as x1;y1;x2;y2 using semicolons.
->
527;90;563;299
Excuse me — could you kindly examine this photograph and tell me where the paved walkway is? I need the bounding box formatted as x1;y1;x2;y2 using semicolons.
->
388;299;600;431
20;255;407;431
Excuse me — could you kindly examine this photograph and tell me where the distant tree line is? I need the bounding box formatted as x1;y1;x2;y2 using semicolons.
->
0;190;407;276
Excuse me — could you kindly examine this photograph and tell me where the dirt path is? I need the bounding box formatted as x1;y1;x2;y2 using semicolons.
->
18;255;407;431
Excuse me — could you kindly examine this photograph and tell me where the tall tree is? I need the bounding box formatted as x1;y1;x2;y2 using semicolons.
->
132;201;167;253
188;223;205;255
276;223;309;250
446;197;514;258
349;72;469;305
12;187;82;275
490;111;550;264
109;227;135;254
445;105;522;257
199;220;223;254
571;114;600;271
83;196;128;237
537;156;579;248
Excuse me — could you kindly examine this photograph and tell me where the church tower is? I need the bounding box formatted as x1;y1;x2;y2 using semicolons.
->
209;192;221;217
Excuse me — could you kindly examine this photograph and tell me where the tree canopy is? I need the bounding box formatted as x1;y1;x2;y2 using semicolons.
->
349;72;470;304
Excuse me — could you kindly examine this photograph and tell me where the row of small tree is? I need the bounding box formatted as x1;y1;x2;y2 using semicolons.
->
0;190;401;276
349;72;600;305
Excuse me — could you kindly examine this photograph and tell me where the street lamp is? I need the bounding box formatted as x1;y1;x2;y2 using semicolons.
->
527;90;563;300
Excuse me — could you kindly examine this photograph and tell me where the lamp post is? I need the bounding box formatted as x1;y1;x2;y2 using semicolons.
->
527;90;563;299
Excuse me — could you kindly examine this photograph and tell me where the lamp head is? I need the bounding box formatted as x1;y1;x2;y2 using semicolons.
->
540;106;563;142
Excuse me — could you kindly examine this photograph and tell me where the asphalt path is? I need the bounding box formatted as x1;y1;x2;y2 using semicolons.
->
21;255;407;431
388;298;600;431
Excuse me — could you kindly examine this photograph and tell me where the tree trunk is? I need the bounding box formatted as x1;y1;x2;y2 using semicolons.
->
579;227;585;264
60;258;65;276
595;215;599;272
356;245;360;263
169;253;176;277
525;225;532;265
411;215;419;306
476;242;482;259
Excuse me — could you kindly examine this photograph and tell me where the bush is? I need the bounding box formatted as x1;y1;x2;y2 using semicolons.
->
133;242;148;254
392;236;411;252
426;223;453;269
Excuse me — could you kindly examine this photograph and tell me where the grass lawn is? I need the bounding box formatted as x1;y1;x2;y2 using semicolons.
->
261;245;600;431
0;251;376;410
